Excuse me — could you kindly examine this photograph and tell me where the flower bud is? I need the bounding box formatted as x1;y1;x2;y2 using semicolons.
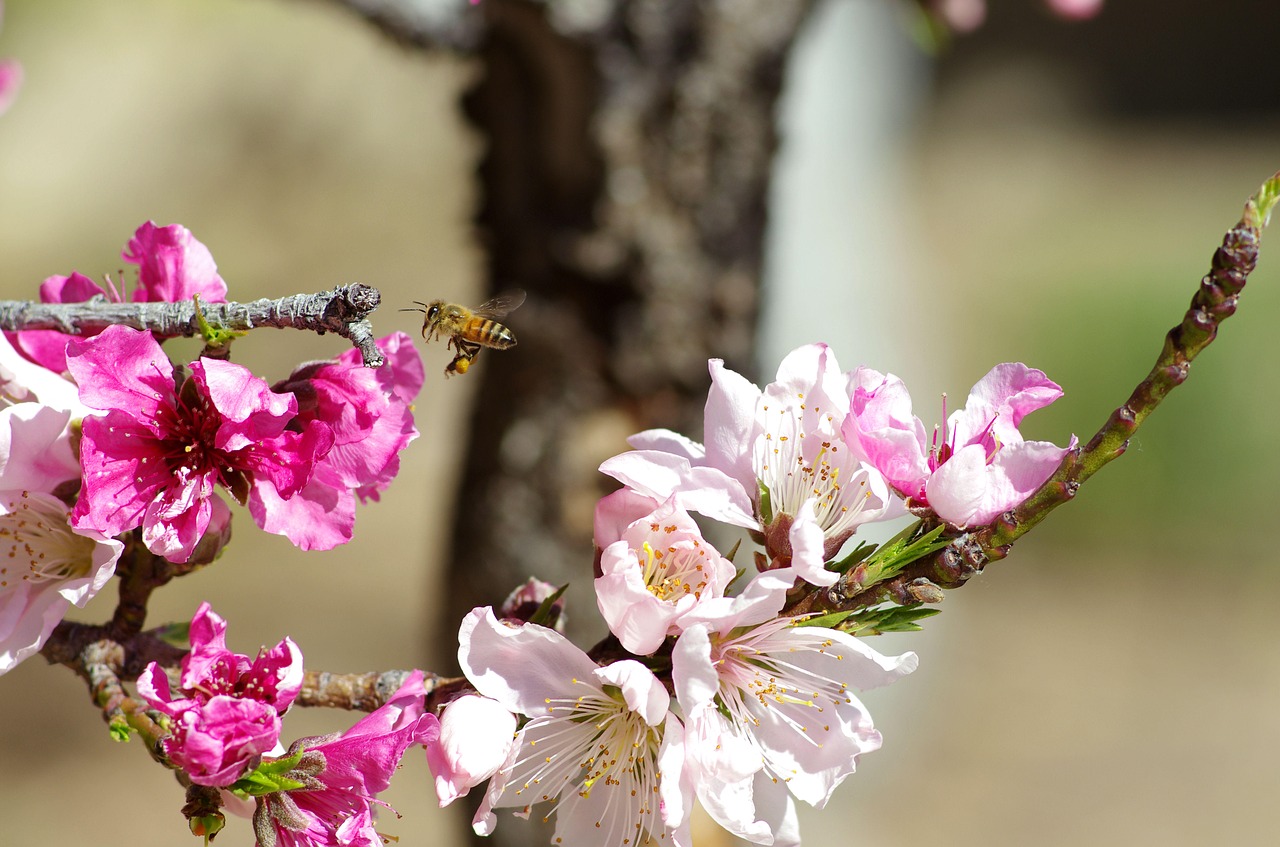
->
425;694;517;807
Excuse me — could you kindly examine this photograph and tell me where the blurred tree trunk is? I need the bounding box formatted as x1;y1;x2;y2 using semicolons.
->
440;0;812;839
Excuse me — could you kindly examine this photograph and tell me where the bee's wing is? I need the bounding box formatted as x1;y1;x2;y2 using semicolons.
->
473;289;527;320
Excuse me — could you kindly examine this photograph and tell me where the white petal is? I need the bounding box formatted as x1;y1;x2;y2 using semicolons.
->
457;607;600;715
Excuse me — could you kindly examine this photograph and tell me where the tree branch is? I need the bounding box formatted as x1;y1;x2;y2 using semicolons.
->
818;173;1280;612
0;284;387;367
314;0;483;51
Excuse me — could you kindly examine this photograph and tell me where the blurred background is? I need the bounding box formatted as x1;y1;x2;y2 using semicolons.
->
1;0;1278;845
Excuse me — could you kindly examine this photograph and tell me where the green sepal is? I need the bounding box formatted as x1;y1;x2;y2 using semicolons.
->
757;481;773;526
722;537;742;564
193;294;247;349
153;620;192;650
228;751;308;797
528;583;569;628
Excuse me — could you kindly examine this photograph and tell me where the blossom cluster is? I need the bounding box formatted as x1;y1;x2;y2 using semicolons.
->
0;221;423;676
434;344;1073;847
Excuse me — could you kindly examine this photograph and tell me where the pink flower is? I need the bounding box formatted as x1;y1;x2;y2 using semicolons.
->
252;671;438;847
12;222;227;373
124;221;227;303
0;404;124;675
593;489;736;655
136;603;304;786
66;325;334;562
846;363;1075;528
671;604;917;845
250;333;423;551
601;344;898;583
0;4;21;117
1046;0;1103;20
458;607;688;847
425;694;517;807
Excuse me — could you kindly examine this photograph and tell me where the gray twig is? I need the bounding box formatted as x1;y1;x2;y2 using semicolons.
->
0;284;387;367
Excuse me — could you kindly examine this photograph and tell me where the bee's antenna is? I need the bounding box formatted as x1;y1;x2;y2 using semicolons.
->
399;307;426;313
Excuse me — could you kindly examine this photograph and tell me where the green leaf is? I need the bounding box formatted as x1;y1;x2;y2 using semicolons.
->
193;294;247;349
152;620;191;650
793;610;855;629
107;716;133;743
228;751;309;797
528;583;569;628
860;522;950;585
840;605;942;636
1249;171;1280;229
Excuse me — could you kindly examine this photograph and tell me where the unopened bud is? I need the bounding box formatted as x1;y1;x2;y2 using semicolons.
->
905;578;944;604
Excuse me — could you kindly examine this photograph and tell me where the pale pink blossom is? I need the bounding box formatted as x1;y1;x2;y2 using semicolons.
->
250;333;422;551
601;344;898;584
425;694;517;807
66;325;334;562
593;489;736;655
671;602;916;845
136;603;304;786
846;362;1075;528
12;223;228;373
252;671;438;847
458;607;689;847
0;328;85;416
0;404;124;675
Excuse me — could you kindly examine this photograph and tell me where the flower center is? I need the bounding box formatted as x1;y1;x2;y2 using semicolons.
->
638;538;710;602
507;680;661;846
756;396;876;537
0;491;97;590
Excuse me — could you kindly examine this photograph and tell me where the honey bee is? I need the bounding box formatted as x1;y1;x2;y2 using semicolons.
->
403;290;527;377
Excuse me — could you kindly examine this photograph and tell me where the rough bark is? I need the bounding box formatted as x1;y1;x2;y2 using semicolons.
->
439;1;813;841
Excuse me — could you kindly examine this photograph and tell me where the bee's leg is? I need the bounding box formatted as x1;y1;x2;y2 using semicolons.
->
445;340;482;377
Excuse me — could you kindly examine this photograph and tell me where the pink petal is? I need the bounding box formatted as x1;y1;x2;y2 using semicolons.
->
702;358;760;486
592;487;660;548
248;464;355;552
458;607;601;717
598;450;757;529
125;222;228;304
0;59;21;117
65;325;172;417
596;659;669;725
953;362;1063;447
40;271;107;303
787;499;835;587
